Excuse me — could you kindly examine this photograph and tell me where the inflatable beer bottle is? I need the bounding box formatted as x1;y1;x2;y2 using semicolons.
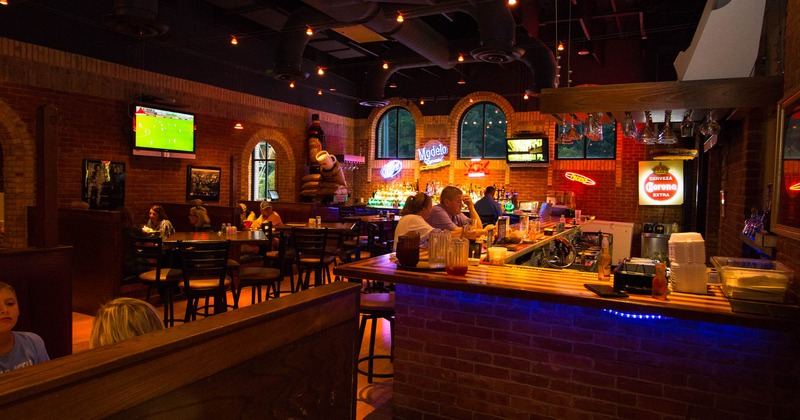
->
307;114;325;174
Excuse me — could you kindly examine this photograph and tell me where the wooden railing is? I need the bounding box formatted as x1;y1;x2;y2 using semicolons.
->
0;282;361;419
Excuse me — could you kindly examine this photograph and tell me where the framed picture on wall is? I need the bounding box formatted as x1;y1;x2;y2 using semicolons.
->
82;159;126;210
186;165;221;202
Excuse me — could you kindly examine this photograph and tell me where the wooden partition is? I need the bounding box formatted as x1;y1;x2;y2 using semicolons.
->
58;208;144;314
156;202;239;232
0;246;73;358
0;282;361;418
241;201;319;224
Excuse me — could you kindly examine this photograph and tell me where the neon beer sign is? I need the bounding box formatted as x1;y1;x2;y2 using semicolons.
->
418;140;448;166
380;160;403;179
565;172;596;185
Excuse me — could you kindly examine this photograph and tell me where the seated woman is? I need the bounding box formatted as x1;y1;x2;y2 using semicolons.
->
90;297;164;348
393;192;435;251
144;205;175;236
0;282;50;373
188;205;212;232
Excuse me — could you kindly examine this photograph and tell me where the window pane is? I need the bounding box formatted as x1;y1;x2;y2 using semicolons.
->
376;107;416;159
586;124;616;159
252;141;276;200
459;102;507;159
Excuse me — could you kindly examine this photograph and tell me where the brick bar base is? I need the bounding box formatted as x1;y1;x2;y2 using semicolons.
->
393;284;800;419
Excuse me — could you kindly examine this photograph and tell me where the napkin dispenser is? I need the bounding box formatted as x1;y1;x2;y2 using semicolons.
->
614;258;658;294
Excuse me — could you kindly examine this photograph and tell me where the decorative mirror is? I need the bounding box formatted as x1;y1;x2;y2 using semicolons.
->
773;85;800;240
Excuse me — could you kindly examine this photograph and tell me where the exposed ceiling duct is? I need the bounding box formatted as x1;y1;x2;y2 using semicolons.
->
266;0;556;106
102;0;168;37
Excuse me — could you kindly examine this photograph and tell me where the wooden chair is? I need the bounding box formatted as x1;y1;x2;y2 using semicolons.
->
132;233;182;327
292;226;336;291
367;221;396;257
262;222;295;294
177;239;231;321
338;220;365;263
235;231;290;305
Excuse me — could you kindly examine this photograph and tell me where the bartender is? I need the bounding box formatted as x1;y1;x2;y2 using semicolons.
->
426;186;488;238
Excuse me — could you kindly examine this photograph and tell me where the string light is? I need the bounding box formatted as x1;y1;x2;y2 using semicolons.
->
396;12;404;23
317;89;323;95
317;67;325;76
557;41;565;51
419;99;425;105
458;53;464;62
382;62;389;70
523;93;529;100
458;78;466;85
230;36;238;45
0;1;8;6
508;0;517;5
289;81;295;88
306;26;313;36
234;122;244;130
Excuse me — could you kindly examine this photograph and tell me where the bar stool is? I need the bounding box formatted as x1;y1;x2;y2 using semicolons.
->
357;292;395;383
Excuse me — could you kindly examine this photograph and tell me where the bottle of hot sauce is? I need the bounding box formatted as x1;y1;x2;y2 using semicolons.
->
307;114;325;174
652;262;668;300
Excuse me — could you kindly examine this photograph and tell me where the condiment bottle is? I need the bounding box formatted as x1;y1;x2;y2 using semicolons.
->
652;262;668;300
597;236;611;281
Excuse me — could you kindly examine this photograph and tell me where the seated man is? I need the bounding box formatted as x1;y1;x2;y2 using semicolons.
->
425;186;483;237
473;186;502;227
251;201;284;250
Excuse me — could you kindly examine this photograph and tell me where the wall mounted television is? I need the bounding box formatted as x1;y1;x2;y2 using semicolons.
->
506;134;549;167
132;105;196;159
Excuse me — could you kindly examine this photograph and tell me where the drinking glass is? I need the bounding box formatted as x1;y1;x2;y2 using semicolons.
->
622;111;638;142
638;111;657;144
679;111;694;138
396;232;420;267
446;238;469;276
428;229;450;269
700;109;721;137
657;110;677;144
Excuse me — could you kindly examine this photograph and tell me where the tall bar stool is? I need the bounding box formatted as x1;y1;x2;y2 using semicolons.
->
357;292;395;383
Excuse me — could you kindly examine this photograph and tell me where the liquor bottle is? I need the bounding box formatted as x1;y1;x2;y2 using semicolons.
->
597;236;611;281
307;114;325;174
652;262;668;300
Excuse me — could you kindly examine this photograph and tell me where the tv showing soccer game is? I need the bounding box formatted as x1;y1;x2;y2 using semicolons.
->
506;135;549;166
132;105;195;157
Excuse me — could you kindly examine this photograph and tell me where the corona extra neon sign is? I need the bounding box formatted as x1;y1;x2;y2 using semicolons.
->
565;172;596;185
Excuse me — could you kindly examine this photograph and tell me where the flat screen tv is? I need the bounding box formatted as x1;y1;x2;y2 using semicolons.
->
506;134;549;167
132;105;196;158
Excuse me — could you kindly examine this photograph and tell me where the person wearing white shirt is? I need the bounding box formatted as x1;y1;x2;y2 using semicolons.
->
393;192;435;251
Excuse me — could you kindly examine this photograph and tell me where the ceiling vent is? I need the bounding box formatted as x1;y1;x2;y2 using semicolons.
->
471;44;524;63
264;67;309;83
103;0;168;37
358;99;390;108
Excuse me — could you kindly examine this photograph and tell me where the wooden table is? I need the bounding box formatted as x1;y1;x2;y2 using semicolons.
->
164;230;270;261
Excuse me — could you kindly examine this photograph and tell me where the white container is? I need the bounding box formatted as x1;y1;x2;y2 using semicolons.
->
670;262;708;294
668;232;706;264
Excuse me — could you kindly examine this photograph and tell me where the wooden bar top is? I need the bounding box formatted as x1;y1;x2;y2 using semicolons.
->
334;254;799;331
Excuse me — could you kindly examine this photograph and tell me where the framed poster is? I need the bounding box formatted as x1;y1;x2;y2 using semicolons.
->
82;159;125;210
186;165;221;202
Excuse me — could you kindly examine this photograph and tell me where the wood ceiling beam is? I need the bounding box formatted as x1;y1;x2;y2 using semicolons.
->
539;76;783;113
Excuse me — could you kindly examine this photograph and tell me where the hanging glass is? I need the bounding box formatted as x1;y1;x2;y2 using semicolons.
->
658;110;677;144
638;111;657;144
679;110;694;138
622;111;638;142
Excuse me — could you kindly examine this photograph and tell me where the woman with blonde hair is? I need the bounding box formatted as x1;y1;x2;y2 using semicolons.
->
188;205;212;231
90;298;164;348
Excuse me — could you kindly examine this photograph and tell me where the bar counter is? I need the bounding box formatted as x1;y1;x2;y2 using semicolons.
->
335;254;797;330
334;256;800;419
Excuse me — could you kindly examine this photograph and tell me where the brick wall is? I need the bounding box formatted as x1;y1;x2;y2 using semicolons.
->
393;285;800;419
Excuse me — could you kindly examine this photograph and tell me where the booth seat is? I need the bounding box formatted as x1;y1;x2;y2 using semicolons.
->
240;201;319;224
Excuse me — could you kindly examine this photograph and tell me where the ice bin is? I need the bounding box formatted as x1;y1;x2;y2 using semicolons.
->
710;256;795;303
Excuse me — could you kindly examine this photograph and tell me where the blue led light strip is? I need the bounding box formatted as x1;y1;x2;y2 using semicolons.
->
603;309;669;320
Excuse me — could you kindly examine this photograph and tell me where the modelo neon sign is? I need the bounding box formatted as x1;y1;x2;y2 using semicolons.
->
380;160;403;179
565;172;596;185
418;140;448;166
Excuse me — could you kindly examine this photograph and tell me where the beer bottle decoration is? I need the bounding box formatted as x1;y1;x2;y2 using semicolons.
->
307;114;325;174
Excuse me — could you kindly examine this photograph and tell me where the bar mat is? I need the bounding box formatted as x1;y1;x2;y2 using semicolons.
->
729;300;800;319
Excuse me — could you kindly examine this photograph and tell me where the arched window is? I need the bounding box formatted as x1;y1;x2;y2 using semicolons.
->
252;141;276;200
459;102;507;159
376;107;416;159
